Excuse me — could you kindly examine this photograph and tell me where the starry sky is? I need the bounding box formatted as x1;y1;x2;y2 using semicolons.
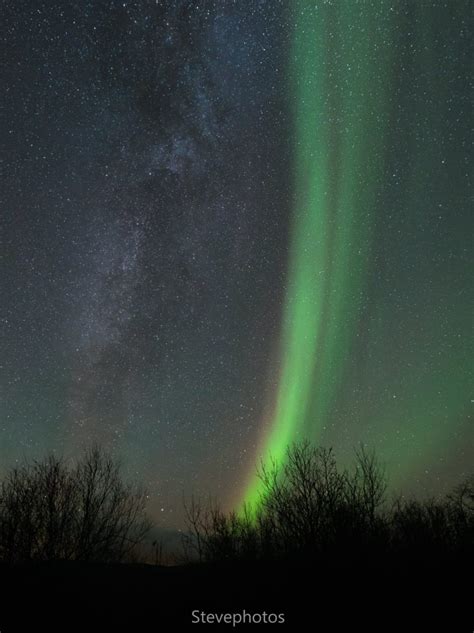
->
2;0;472;527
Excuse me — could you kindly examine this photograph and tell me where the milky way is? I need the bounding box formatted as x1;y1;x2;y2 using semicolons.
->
2;1;472;526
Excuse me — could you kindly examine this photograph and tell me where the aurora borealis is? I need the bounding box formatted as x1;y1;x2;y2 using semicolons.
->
243;0;472;508
243;0;395;507
2;0;473;528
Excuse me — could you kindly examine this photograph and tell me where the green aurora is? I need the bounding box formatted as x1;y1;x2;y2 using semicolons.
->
242;1;471;509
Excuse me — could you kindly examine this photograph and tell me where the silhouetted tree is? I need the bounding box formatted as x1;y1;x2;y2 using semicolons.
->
257;442;388;557
447;474;474;552
0;446;151;563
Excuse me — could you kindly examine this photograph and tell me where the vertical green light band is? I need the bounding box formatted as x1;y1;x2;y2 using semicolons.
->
242;1;394;510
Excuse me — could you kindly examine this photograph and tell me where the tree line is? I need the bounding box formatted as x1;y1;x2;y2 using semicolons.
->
183;442;473;565
0;442;472;565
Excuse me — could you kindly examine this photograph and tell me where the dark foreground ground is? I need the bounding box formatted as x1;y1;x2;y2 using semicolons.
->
0;554;471;631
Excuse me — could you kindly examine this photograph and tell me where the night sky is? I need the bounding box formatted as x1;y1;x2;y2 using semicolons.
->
2;0;472;527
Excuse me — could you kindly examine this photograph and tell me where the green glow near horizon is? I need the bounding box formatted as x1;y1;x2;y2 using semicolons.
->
242;2;394;510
